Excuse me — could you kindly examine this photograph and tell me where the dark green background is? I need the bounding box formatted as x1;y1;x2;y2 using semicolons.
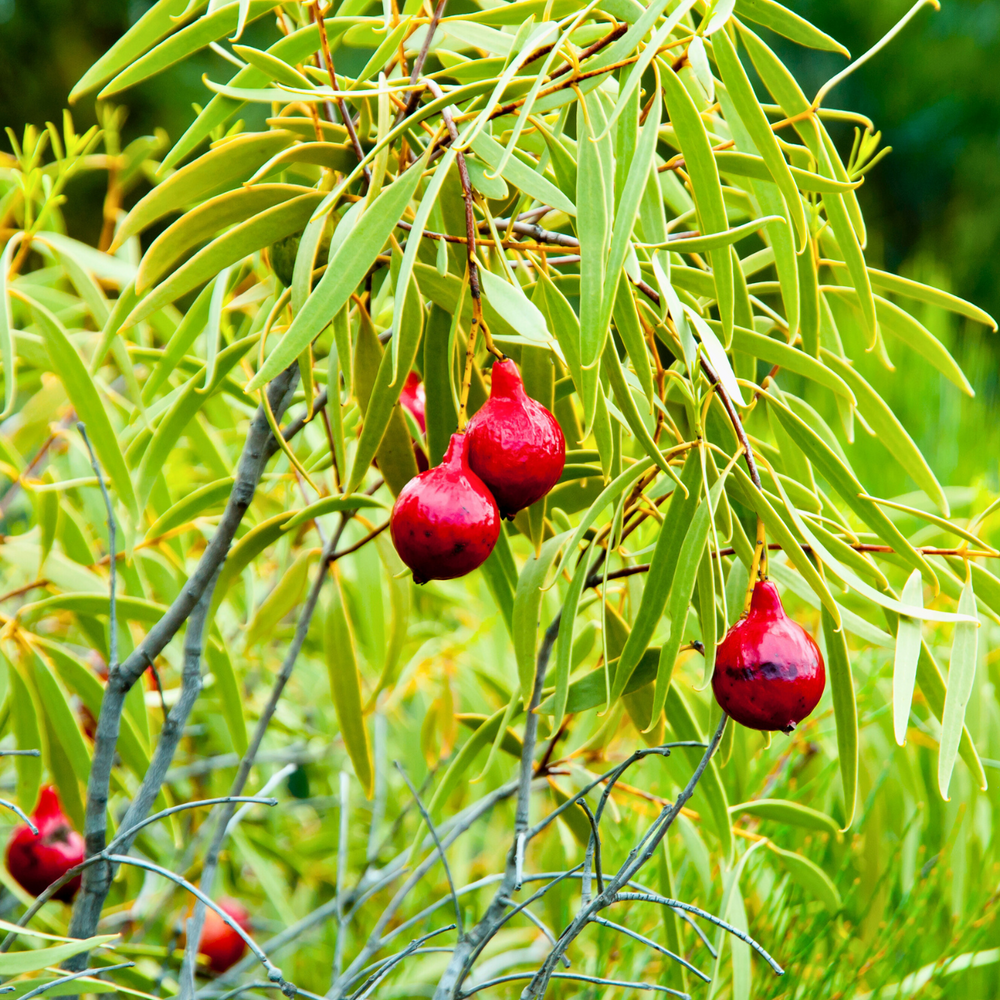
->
2;0;998;492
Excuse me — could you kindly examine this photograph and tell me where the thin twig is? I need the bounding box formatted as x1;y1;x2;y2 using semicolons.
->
395;762;464;936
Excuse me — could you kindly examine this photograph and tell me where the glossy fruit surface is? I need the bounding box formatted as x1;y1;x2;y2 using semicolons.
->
390;432;500;584
5;786;85;902
711;581;826;733
399;371;426;434
465;359;565;518
198;897;251;973
400;372;429;472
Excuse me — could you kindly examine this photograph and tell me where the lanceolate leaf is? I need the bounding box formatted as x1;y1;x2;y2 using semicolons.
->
115;131;296;247
126;192;324;327
661;66;734;345
821;606;858;830
767;843;842;911
733;0;850;55
892;570;923;747
21;296;138;522
247;160;427;393
325;578;374;799
939;577;979;800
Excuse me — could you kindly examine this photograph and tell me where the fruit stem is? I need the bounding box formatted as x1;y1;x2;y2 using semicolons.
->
745;516;768;611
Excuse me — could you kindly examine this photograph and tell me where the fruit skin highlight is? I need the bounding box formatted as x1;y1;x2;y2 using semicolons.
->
5;786;85;902
711;580;826;733
465;358;565;518
390;431;500;584
197;897;252;973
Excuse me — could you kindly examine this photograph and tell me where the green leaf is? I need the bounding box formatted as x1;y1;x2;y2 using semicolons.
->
729;798;840;835
512;533;570;695
733;0;850;55
246;548;316;648
135;183;313;291
210;512;295;614
576;100;610;375
0;235;21;418
712;30;806;250
283;495;386;532
33;640;151;781
23;297;138;522
392;149;457;381
29;653;90;784
892;570;923;747
325;579;374;798
824;262;997;330
722;324;854;399
739;25;875;344
666;684;733;861
115;131;295;247
714;150;862;194
69;0;205;100
346;285;423;496
247;164;426;393
939;577;979;800
766;392;936;585
821;350;948;515
767;843;842;911
20;594;168;624
611;451;702;703
0;935;119;976
726;463;841;625
825;287;974;396
479;269;557;356
100;0;277;96
145;477;234;540
5;655;41;813
661;66;734;344
821;605;858;829
205;639;248;756
552;546;599;730
126;192;324;328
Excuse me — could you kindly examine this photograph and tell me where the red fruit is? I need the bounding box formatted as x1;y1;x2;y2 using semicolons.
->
400;371;426;435
390;432;500;584
711;580;825;733
465;359;565;518
5;786;85;902
198;898;251;973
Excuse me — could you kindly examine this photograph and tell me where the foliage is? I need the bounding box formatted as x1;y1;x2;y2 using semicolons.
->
0;1;998;998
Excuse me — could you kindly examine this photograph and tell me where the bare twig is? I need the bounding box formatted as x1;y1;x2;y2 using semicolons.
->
19;962;136;1000
0;798;37;834
395;762;464;936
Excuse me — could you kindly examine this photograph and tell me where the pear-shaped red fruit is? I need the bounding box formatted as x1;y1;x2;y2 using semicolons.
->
400;371;429;472
5;786;85;902
712;580;825;733
465;358;565;518
390;432;500;584
198;897;251;973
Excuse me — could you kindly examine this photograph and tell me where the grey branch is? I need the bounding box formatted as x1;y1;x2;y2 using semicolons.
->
0;797;37;834
395;761;464;936
19;962;136;1000
457;971;690;998
68;365;302;962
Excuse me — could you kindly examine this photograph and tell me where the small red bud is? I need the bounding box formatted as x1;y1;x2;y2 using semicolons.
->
465;359;565;518
5;786;85;902
711;581;826;733
390;432;500;584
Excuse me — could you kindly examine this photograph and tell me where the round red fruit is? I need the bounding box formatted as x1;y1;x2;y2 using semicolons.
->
399;371;428;472
5;786;85;902
198;898;251;973
390;432;500;584
711;580;825;733
400;371;426;435
465;358;565;518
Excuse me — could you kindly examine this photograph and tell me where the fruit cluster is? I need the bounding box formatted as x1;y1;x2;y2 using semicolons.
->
391;359;565;585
